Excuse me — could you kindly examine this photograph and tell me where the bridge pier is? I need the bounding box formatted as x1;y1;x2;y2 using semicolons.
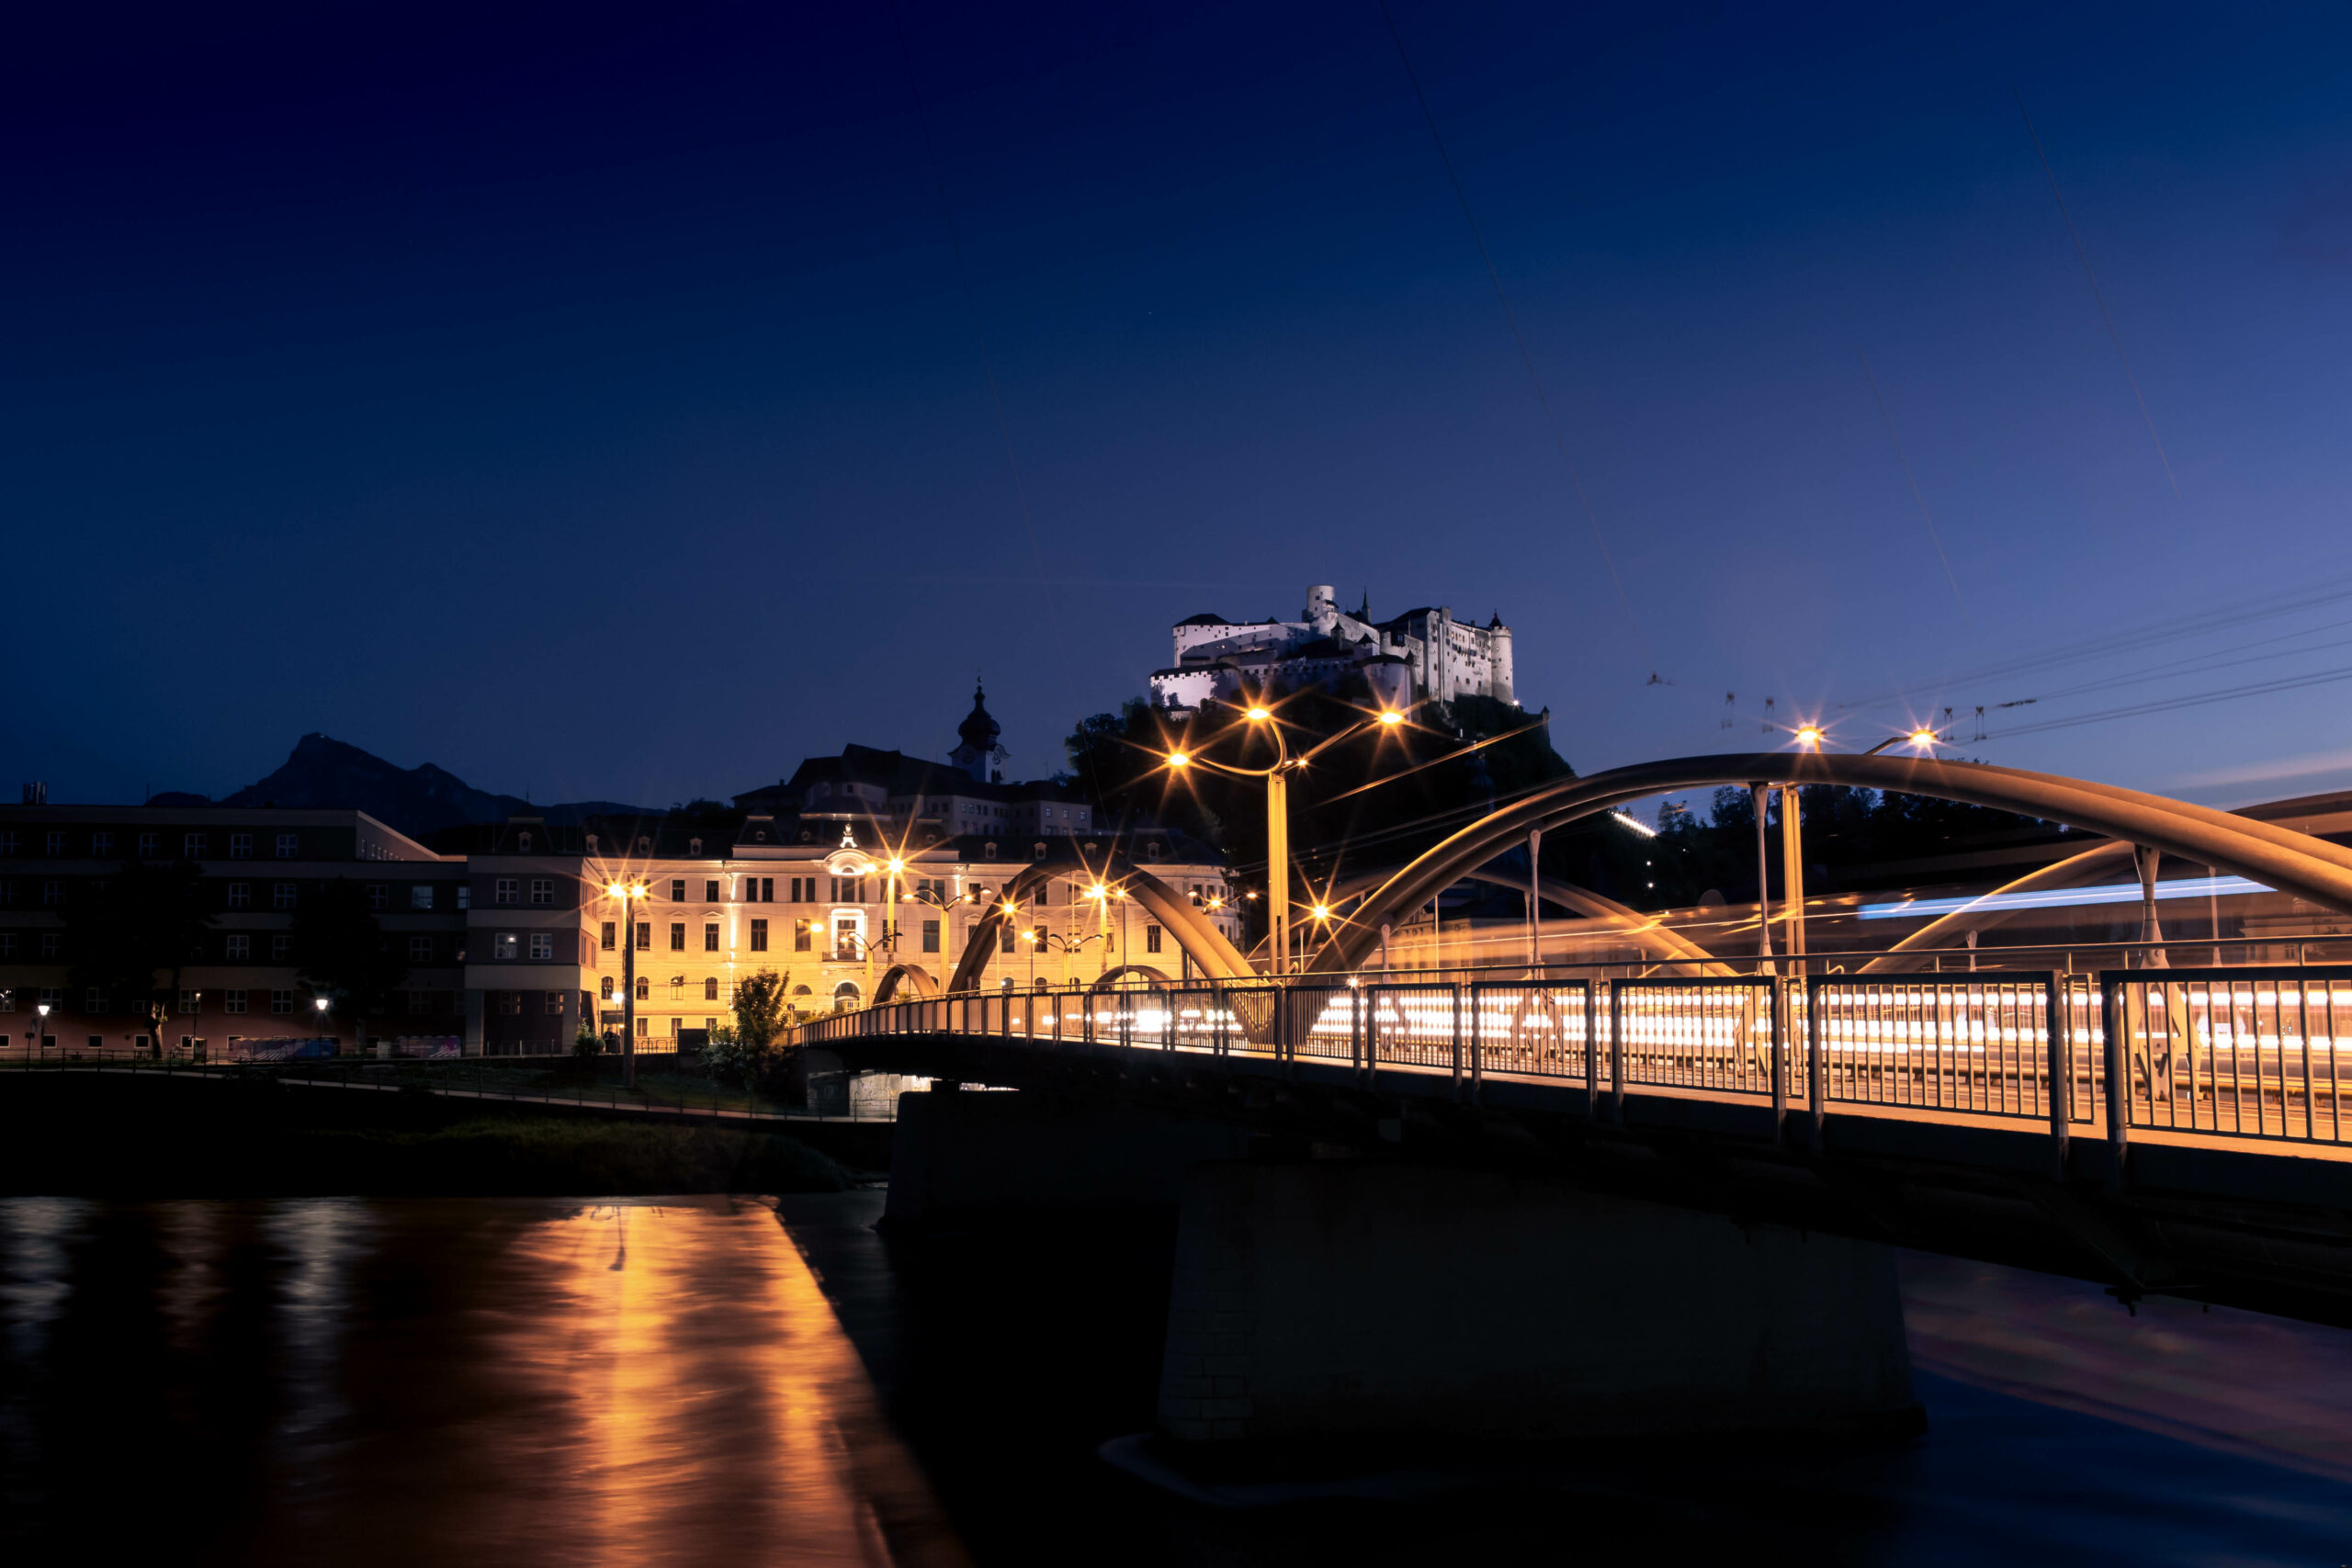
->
884;1086;1253;1226
1156;1161;1917;1444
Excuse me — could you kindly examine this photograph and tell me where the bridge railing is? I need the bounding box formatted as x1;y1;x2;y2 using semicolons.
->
2101;967;2352;1147
796;961;2352;1156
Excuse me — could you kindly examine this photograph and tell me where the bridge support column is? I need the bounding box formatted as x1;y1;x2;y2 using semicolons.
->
883;1087;1254;1225
1156;1162;1915;1443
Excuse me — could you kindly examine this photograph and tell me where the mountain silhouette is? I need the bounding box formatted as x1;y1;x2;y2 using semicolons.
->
148;734;652;840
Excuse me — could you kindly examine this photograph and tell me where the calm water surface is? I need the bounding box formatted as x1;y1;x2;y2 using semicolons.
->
6;1193;2351;1566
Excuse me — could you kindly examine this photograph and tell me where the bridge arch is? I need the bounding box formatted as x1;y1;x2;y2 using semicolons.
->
1093;964;1172;990
1311;751;2352;975
945;858;1255;993
873;964;939;1004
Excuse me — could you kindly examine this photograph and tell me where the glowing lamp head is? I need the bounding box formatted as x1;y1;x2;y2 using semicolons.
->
1244;706;1272;723
1166;751;1189;769
313;997;329;1012
1908;728;1938;749
1793;725;1825;750
1311;903;1331;921
888;857;905;874
1376;710;1403;727
605;883;625;897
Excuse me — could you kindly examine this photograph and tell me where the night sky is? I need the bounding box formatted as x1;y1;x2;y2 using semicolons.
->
8;2;2352;811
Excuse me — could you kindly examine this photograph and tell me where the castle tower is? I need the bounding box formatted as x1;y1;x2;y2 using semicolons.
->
1306;583;1338;634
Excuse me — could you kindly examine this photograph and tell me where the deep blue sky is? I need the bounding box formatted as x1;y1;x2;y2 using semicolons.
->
8;2;2352;810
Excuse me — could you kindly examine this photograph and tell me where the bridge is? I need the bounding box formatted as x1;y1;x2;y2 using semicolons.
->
791;751;2352;1450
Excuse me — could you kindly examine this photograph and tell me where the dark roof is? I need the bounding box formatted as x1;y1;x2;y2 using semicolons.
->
1175;612;1229;626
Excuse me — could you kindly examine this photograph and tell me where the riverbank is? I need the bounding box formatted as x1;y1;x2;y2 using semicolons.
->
0;1072;862;1196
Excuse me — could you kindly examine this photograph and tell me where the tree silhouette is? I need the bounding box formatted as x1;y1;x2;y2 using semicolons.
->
64;859;211;1054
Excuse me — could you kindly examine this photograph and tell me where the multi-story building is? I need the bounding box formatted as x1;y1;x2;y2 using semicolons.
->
1148;582;1515;714
0;806;469;1056
0;691;1238;1057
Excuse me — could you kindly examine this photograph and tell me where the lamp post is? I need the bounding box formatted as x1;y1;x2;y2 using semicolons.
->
1166;702;1408;976
605;879;650;1088
900;886;976;987
313;995;332;1055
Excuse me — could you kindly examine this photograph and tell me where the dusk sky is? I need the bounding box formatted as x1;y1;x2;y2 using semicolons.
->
8;2;2352;811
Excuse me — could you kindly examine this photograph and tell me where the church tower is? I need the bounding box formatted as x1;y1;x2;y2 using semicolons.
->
948;682;1009;783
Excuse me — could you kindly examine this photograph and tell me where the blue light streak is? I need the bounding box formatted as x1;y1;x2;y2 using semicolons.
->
1860;875;2272;921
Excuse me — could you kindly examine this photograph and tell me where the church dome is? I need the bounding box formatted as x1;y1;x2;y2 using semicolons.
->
957;682;1001;752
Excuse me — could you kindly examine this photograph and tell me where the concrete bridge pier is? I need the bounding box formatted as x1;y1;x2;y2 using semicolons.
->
1156;1161;1918;1445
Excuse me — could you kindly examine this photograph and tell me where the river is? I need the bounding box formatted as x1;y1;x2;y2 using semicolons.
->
3;1193;2348;1565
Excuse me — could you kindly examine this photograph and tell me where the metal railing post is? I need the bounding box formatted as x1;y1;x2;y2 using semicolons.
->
2101;973;2129;1189
1806;975;1825;1154
1450;982;1464;1100
1583;982;1600;1119
1608;982;1625;1124
1469;984;1483;1105
1770;975;1787;1144
2045;973;2069;1179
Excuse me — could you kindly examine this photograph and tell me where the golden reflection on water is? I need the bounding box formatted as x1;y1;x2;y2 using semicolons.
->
0;1196;962;1568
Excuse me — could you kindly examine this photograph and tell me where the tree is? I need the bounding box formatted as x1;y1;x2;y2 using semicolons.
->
64;859;211;1055
732;969;788;1055
292;878;409;1039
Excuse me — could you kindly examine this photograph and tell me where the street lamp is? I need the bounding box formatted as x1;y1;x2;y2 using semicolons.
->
901;886;977;986
1163;700;1413;976
34;1001;50;1056
605;879;650;1088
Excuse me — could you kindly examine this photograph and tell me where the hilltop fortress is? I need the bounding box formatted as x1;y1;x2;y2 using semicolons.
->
1148;584;1515;714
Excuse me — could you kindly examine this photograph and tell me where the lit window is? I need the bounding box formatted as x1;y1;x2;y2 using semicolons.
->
411;886;435;910
492;933;519;960
546;992;566;1015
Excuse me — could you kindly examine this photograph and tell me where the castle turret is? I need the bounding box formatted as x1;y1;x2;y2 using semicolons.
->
948;682;1008;783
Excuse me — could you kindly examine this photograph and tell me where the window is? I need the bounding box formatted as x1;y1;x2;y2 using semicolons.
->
492;933;519;960
530;878;554;906
828;876;867;904
1145;924;1163;954
48;831;68;856
273;883;296;910
669;922;684;952
923;919;940;953
671;879;685;903
139;832;160;859
835;920;859;962
366;883;388;910
984;841;1000;860
637;1017;649;1037
223;989;247;1015
704;977;719;1001
275;833;298;858
761;877;775;902
270;990;293;1015
705;880;719;903
601;921;616;952
703;922;718;952
225;935;252;960
177;988;198;1015
0;882;13;906
42;881;62;907
91;832;114;857
458;886;470;909
0;831;14;854
494;877;518;906
789;877;808;903
230;833;252;859
411;885;435;910
600;976;616;1000
407;990;431;1016
546;991;566;1014
750;919;769;952
516;831;533;852
85;987;107;1012
1034;842;1047;861
634;976;649;1002
225;881;251;910
635;922;650;951
0;934;12;960
528;933;554;961
408;935;435;962
39;933;59;959
794;919;811;953
1000;925;1015;953
270;935;290;962
184;832;208;858
497;991;521;1016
